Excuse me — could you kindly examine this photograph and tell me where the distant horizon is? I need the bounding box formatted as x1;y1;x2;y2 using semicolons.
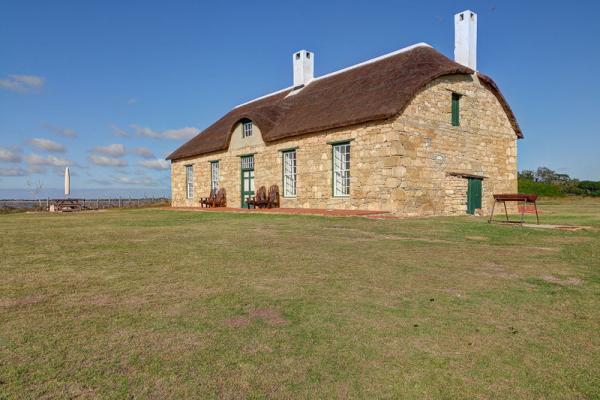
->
0;187;170;200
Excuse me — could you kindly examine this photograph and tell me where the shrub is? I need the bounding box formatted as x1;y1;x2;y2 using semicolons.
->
518;179;565;197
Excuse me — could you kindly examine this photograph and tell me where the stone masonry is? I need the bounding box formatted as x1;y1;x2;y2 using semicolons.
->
171;74;518;216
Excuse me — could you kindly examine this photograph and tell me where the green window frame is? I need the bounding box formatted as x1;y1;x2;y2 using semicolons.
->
240;155;255;207
332;142;350;197
451;92;461;126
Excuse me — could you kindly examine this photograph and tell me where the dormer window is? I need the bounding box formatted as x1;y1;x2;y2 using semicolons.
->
242;120;253;138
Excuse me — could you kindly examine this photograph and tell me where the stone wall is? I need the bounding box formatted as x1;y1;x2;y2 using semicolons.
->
171;73;519;215
444;175;470;215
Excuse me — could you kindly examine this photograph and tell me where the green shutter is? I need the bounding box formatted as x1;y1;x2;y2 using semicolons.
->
451;93;460;126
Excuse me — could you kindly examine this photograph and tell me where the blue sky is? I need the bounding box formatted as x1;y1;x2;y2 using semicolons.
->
1;1;599;197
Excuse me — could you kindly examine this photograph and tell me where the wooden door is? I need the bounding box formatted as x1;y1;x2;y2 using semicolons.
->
240;156;255;207
467;178;482;214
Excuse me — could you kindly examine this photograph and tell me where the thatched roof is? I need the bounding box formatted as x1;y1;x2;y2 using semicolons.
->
167;44;522;160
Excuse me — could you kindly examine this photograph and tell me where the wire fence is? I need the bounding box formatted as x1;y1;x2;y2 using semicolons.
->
0;197;170;212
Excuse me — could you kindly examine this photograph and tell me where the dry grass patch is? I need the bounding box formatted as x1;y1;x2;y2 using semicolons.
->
542;275;583;286
1;197;599;398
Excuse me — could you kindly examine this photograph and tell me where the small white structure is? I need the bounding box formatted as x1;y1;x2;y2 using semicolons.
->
293;50;314;87
64;167;70;197
454;10;477;70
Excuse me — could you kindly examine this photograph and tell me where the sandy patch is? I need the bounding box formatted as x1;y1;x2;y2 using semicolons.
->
0;294;45;308
224;315;252;327
480;261;519;279
249;308;289;326
542;275;583;286
465;236;488;241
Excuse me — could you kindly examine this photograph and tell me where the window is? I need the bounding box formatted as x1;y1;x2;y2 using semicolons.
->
332;143;350;196
210;161;219;191
241;155;254;170
451;92;461;126
282;150;297;197
242;121;253;138
185;165;194;199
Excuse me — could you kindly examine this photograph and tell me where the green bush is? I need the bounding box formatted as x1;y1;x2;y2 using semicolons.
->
518;179;565;197
575;181;600;196
518;166;600;197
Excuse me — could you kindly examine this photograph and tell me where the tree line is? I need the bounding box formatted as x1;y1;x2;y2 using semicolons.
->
518;167;600;197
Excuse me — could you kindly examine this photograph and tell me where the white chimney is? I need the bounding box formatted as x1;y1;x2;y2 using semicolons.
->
454;10;477;70
293;50;314;87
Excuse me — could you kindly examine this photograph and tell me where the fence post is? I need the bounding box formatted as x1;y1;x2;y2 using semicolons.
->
97;198;99;209
119;197;121;208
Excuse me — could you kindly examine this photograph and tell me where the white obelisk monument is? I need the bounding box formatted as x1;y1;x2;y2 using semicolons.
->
64;167;70;198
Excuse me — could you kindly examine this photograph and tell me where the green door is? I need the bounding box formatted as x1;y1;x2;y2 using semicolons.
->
240;155;255;207
467;178;482;214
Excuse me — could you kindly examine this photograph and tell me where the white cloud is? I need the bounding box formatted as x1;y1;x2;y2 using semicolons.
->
0;167;26;176
139;159;170;170
28;138;65;153
43;124;78;138
90;178;111;186
111;125;129;137
0;74;45;93
91;143;126;157
114;175;158;186
26;165;46;174
25;154;72;167
131;125;160;138
131;124;198;140
0;165;46;176
162;127;198;139
0;146;22;163
89;155;127;167
132;147;155;159
52;167;76;177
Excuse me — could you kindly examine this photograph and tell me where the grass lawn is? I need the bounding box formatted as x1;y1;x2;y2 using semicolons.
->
1;199;599;399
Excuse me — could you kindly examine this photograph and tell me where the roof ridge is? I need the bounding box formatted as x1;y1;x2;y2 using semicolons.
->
313;42;431;82
233;86;292;109
233;42;431;109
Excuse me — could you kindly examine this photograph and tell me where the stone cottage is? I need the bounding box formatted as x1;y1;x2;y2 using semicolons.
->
167;10;522;216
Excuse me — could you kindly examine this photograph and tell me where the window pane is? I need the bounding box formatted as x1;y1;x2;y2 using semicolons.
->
241;155;254;170
211;162;219;190
243;121;253;138
452;93;460;126
333;144;350;196
185;165;194;199
283;150;297;197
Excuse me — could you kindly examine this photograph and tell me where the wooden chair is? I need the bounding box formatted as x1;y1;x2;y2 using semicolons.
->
267;185;280;208
246;186;267;209
199;189;216;208
213;188;227;207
